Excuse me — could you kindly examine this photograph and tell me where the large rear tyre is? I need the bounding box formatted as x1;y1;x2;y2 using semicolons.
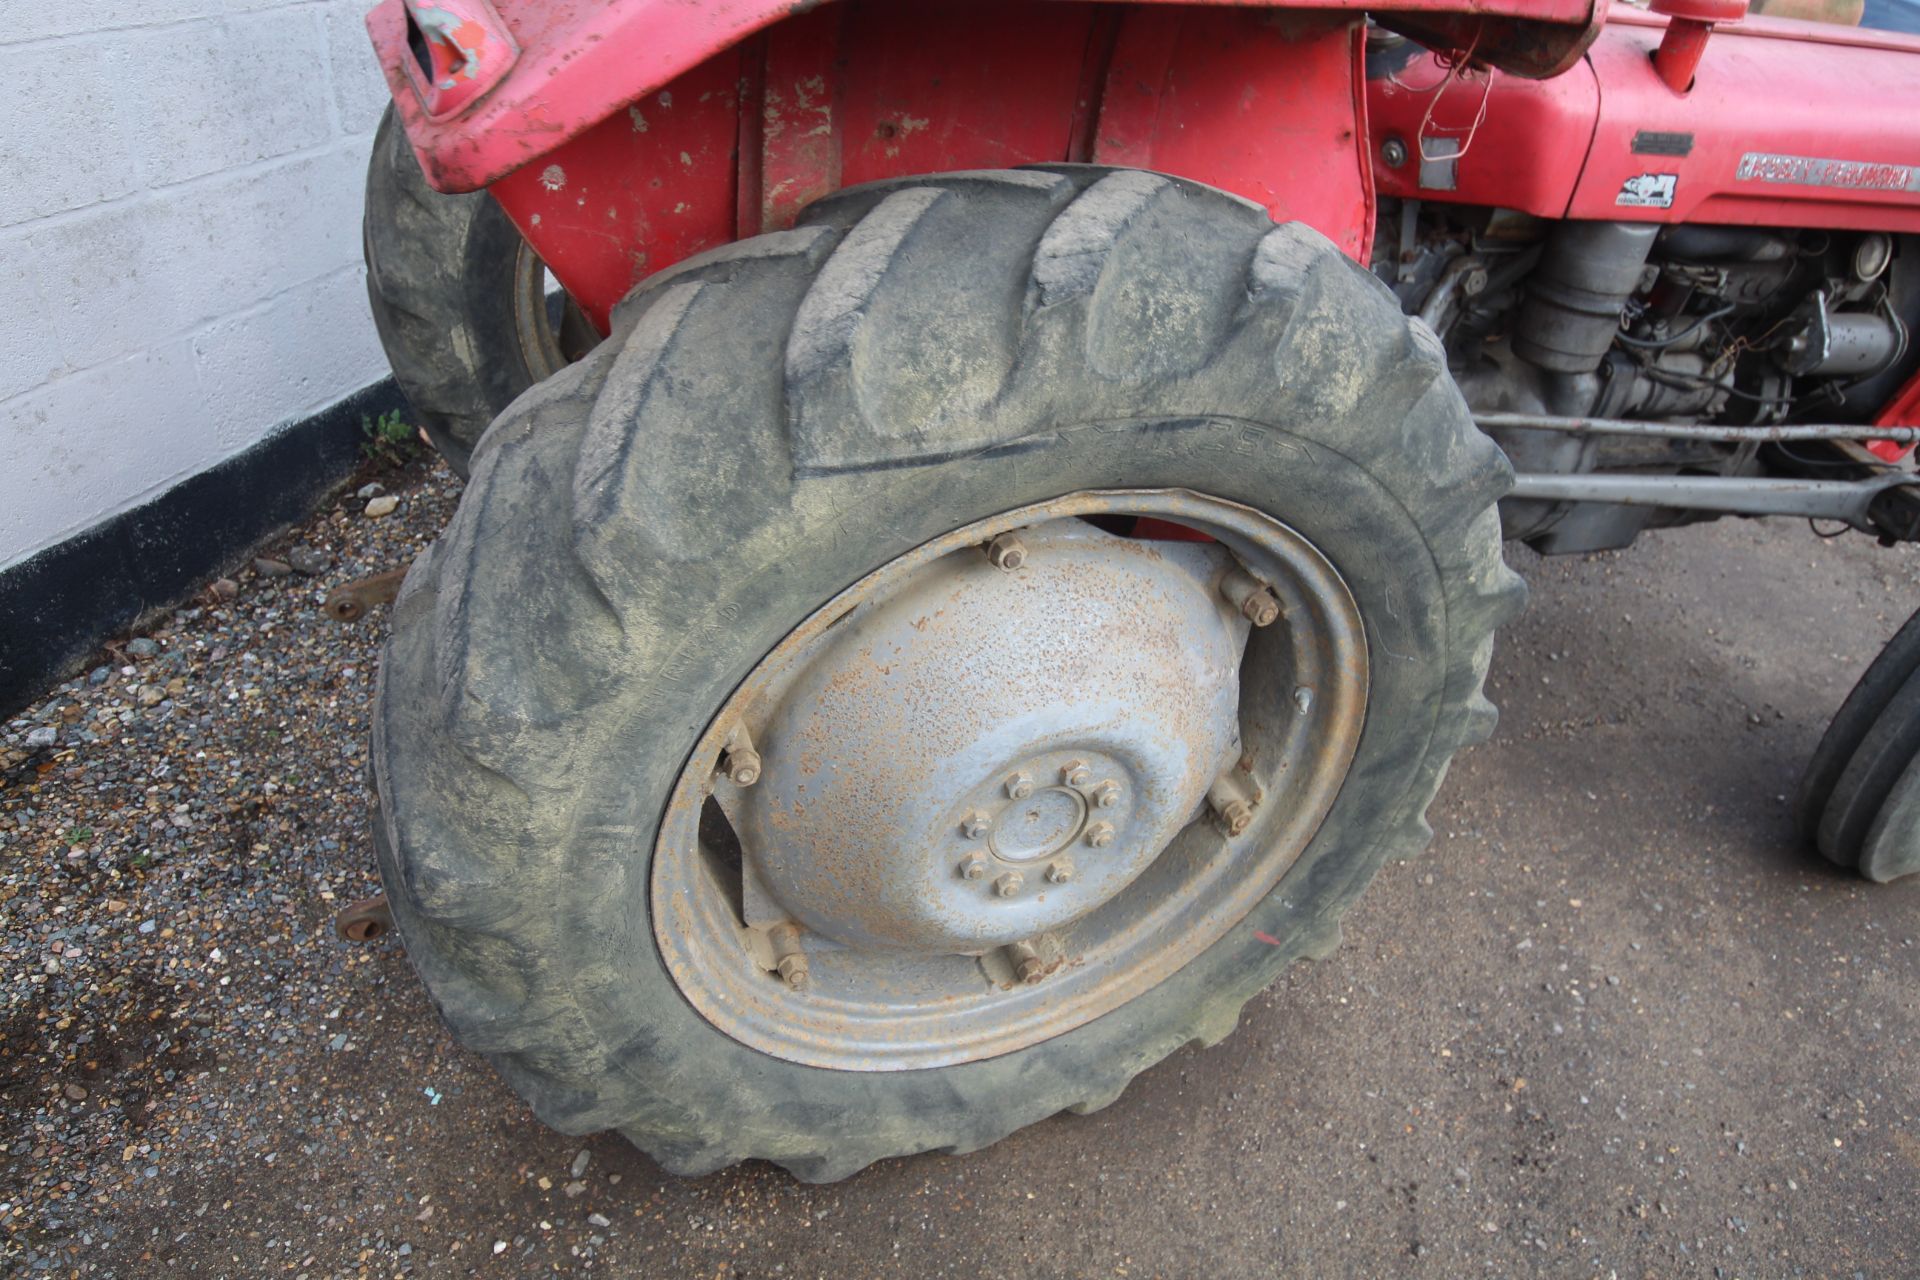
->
361;106;595;473
372;168;1525;1179
1796;605;1920;879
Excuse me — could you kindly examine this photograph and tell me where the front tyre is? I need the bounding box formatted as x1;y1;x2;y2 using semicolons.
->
372;168;1525;1180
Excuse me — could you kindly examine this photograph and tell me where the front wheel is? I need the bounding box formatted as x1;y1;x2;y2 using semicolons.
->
372;168;1524;1179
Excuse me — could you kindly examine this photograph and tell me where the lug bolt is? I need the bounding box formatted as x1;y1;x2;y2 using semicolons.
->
721;724;762;786
1220;568;1280;627
994;871;1024;898
1091;780;1121;809
1208;773;1258;838
1061;760;1091;787
1045;859;1075;884
958;853;989;881
769;923;809;991
1005;772;1034;800
985;533;1028;571
1006;938;1049;984
961;811;993;839
1085;822;1115;849
1294;686;1314;714
1213;798;1253;837
725;748;762;787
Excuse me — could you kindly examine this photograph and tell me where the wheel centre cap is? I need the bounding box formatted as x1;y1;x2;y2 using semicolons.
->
735;521;1250;953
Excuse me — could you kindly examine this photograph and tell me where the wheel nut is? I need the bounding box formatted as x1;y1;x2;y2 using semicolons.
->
1213;798;1253;837
1207;772;1259;837
725;749;762;787
961;811;993;839
1220;568;1280;627
958;853;989;881
1240;590;1280;627
1091;780;1121;809
1005;937;1051;985
1061;760;1091;787
1045;859;1075;884
994;871;1024;898
769;923;809;991
986;533;1027;571
1085;822;1115;849
1005;772;1034;800
721;725;762;786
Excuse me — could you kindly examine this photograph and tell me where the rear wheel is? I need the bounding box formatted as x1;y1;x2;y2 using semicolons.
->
361;106;596;473
372;168;1525;1179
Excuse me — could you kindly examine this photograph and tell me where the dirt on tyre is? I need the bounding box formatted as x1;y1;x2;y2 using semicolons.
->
361;106;595;473
372;167;1526;1180
1798;605;1920;881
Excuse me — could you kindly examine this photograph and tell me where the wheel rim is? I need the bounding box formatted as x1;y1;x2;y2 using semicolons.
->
510;241;598;381
652;489;1368;1071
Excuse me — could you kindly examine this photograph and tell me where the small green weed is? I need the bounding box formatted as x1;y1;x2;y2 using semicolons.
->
361;409;420;468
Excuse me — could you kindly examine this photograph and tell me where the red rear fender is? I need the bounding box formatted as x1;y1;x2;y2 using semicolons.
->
366;0;1610;326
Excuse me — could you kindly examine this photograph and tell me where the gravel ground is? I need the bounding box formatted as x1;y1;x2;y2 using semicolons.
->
2;455;1916;1278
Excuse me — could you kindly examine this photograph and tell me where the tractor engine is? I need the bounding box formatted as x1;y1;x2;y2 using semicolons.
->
1378;204;1920;551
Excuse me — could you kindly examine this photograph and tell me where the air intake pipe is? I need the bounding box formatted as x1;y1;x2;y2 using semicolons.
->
1513;221;1661;414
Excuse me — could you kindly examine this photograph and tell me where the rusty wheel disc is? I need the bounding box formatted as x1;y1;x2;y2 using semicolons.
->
652;490;1367;1071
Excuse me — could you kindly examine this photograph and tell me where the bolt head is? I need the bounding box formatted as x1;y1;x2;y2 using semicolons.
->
1092;781;1121;809
1216;801;1252;838
1061;760;1091;787
1045;859;1075;884
1016;956;1047;984
725;749;762;786
1240;590;1280;628
1381;136;1408;168
1085;822;1115;849
961;811;992;839
959;853;989;881
777;956;810;990
1005;772;1034;801
1293;686;1314;714
994;871;1024;898
986;533;1027;571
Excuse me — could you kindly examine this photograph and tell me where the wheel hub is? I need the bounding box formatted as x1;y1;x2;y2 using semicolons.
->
651;489;1369;1071
736;523;1246;953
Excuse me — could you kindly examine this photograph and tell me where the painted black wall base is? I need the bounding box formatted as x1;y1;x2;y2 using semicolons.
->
1;379;408;718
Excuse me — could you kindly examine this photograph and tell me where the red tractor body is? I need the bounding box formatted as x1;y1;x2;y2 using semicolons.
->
373;0;1920;341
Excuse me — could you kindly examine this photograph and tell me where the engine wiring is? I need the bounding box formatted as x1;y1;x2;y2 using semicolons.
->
1614;303;1738;351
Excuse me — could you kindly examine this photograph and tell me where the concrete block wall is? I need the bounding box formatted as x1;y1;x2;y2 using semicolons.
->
0;1;396;571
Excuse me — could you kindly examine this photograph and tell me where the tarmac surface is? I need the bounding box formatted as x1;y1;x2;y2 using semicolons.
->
3;457;1916;1278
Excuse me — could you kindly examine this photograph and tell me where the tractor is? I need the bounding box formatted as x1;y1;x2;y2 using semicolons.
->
353;0;1920;1179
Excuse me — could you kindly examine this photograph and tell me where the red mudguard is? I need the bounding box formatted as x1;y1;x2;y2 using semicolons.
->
367;0;1611;328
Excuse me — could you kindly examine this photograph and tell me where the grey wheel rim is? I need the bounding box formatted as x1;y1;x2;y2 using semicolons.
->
651;489;1369;1071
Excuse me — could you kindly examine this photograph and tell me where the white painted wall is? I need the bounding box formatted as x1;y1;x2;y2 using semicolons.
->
0;1;397;571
